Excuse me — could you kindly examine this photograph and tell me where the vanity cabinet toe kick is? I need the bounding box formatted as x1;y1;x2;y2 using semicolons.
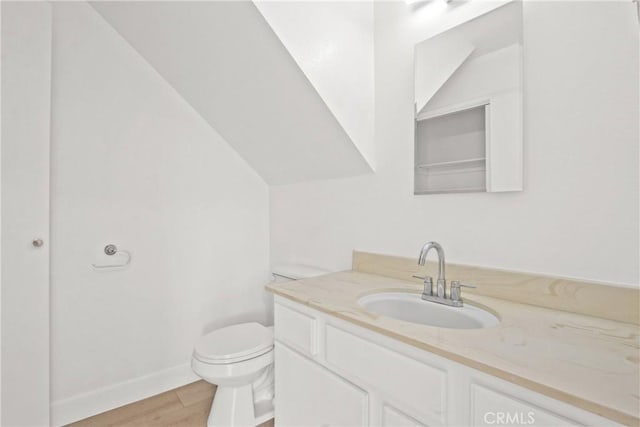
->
272;296;621;427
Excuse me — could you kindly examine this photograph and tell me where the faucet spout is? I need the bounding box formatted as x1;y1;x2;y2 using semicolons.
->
418;241;445;281
418;241;446;298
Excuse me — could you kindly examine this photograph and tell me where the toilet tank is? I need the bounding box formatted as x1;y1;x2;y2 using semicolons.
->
271;264;330;283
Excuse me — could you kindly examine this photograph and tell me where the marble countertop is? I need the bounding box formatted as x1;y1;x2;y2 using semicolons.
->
266;271;640;426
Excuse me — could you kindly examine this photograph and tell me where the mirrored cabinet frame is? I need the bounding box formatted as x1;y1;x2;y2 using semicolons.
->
413;2;524;195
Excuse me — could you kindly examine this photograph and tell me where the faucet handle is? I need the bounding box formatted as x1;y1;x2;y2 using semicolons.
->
456;281;476;288
412;275;433;296
450;280;476;301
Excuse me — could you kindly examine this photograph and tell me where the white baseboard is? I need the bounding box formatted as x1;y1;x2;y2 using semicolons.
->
50;363;199;426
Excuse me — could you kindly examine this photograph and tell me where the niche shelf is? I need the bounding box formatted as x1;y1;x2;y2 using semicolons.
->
416;157;486;170
414;105;487;195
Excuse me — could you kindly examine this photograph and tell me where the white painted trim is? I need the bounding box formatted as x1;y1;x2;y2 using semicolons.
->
50;363;199;426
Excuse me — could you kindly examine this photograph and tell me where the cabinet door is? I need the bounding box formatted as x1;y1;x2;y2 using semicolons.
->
275;343;368;426
470;384;580;426
1;3;52;425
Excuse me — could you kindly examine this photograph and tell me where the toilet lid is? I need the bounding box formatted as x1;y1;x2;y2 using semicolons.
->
193;322;273;364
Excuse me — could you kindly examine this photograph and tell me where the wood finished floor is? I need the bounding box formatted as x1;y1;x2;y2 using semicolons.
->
68;380;275;427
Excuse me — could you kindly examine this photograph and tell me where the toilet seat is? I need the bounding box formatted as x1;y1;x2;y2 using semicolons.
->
193;322;273;365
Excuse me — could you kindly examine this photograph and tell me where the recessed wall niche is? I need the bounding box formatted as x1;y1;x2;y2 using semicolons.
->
415;105;486;194
414;2;523;195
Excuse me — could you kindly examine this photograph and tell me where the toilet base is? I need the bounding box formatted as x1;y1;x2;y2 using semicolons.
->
207;385;274;427
206;364;274;427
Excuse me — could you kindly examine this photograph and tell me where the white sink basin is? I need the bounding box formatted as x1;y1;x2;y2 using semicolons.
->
358;292;499;329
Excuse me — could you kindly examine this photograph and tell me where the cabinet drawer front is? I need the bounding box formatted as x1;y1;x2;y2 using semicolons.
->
470;384;580;427
274;303;318;356
325;325;446;425
275;343;368;426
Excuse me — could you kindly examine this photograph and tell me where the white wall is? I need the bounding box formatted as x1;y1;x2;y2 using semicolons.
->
254;1;376;169
50;3;270;424
270;1;639;287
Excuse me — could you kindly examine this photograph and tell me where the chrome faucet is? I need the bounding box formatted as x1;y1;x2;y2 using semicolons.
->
416;241;476;307
418;241;446;298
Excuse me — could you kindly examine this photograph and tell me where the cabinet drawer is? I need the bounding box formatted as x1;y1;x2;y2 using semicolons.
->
274;302;318;356
325;325;446;425
470;384;580;426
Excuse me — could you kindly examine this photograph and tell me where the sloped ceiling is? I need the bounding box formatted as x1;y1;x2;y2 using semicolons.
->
90;1;372;185
254;1;375;169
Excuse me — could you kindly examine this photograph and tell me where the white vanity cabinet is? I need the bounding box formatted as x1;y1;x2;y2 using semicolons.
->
273;296;619;427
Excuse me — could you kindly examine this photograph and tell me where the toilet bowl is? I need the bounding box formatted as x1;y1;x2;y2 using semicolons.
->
192;264;330;427
191;322;274;427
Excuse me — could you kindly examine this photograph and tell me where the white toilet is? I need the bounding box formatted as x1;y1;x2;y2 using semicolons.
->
191;264;330;427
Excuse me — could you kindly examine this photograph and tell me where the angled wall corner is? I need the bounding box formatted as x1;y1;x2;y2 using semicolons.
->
90;1;373;185
253;1;376;170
